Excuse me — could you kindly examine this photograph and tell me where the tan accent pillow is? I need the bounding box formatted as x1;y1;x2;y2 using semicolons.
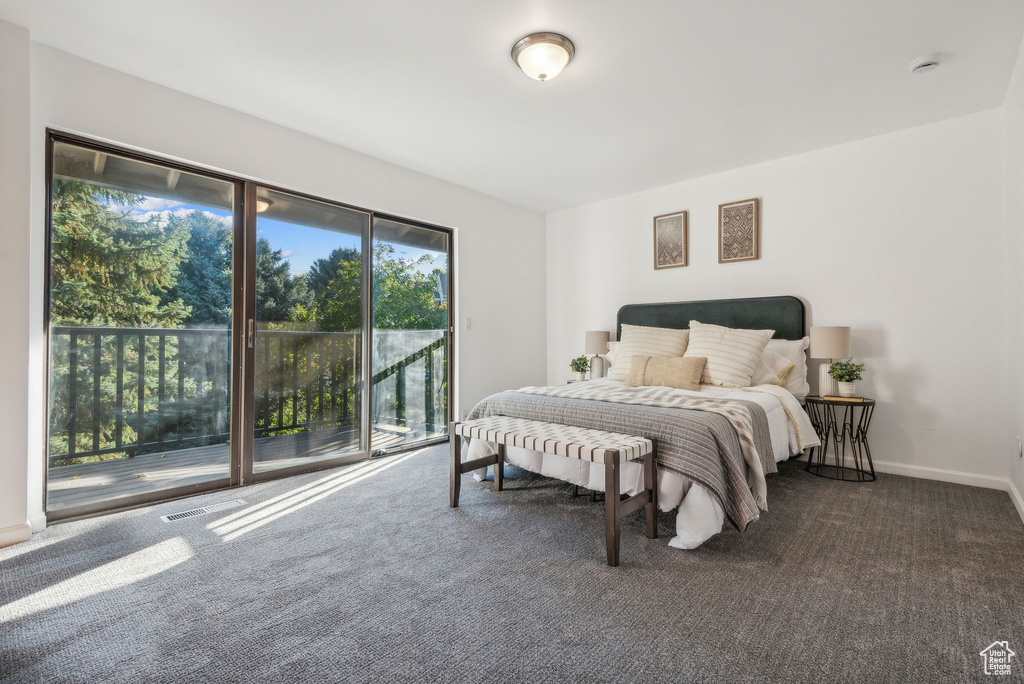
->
607;324;689;382
626;355;707;391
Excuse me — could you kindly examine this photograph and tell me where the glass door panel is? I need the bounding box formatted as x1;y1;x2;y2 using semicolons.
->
251;188;369;474
371;218;450;452
46;140;236;514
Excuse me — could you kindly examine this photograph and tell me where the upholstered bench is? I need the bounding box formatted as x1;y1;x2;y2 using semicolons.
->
449;416;658;566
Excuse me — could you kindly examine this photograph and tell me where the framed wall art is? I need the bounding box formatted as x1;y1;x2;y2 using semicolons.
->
718;198;759;263
653;210;688;269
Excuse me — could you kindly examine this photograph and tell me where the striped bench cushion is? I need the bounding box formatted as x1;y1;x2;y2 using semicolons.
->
453;416;652;464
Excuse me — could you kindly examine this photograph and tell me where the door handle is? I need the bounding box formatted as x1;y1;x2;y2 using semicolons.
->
247;319;254;349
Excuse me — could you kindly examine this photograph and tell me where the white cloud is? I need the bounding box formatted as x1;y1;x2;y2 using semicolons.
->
280;247;308;258
109;197;186;214
133;208;232;226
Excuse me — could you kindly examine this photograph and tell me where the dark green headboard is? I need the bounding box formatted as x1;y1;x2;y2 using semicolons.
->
616;296;806;341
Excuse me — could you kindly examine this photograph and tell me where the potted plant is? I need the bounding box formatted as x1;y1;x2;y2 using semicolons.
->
569;355;590;382
828;359;865;397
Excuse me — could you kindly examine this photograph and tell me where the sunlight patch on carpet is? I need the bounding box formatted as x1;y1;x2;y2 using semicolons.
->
207;449;425;542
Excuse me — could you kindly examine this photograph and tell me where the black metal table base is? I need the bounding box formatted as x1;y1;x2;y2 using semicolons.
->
804;398;876;482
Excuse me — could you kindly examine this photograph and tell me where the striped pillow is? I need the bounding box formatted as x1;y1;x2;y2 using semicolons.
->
607;324;689;382
684;320;774;388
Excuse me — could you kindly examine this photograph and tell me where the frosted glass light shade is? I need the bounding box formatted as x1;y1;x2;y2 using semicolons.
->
809;326;851;360
512;33;575;82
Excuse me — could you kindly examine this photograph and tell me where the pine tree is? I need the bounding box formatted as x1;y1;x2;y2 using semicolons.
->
256;237;314;325
50;180;191;327
162;211;233;326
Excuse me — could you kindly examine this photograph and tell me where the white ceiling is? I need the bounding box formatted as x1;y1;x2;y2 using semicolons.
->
2;0;1023;212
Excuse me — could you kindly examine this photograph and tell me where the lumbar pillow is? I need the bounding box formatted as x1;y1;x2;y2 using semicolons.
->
626;355;706;391
750;350;796;386
607;324;689;382
764;336;811;401
684;320;774;388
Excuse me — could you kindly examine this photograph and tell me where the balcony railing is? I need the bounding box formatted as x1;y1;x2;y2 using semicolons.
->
48;326;448;466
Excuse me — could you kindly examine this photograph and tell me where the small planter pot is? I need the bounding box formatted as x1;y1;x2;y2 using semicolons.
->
837;381;857;397
576;372;586;382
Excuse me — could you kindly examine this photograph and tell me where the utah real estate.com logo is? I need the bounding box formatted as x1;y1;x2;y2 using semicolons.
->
980;641;1016;676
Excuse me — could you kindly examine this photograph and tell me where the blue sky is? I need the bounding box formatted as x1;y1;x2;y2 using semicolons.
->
114;196;446;275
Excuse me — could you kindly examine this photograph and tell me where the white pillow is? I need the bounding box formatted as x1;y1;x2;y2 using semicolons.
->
751;350;796;386
607;325;689;382
605;341;619;366
764;337;811;401
684;321;774;388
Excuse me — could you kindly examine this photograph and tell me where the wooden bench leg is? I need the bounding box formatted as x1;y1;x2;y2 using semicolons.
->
604;458;620;567
449;429;462;508
495;443;505;492
644;449;658;539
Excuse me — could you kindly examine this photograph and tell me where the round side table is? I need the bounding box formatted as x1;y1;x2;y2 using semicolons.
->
804;396;876;482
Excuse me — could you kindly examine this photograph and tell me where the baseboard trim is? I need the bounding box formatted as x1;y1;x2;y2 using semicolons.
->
1008;478;1024;526
800;453;1024;523
28;512;46;533
0;521;32;548
800;452;1008;490
870;459;1009;491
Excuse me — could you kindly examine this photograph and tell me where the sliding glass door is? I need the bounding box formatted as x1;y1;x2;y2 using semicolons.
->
249;188;369;475
46;139;239;514
371;217;451;452
45;132;453;519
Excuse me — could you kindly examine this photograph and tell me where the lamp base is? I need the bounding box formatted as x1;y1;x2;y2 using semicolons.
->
818;361;838;397
589;355;605;380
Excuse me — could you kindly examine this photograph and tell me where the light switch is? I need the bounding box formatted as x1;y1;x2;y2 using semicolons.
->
465;317;472;330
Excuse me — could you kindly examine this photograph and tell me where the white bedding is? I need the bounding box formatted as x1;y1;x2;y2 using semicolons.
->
468;379;811;550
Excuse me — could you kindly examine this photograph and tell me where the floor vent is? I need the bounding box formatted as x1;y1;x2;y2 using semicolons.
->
161;499;246;523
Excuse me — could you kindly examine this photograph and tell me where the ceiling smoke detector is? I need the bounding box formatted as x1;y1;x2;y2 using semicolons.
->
910;56;941;74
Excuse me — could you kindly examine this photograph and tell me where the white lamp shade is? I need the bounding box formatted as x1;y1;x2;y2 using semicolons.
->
809;326;851;359
585;330;610;355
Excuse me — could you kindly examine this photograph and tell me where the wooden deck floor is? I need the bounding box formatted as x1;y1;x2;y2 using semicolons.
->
47;425;443;512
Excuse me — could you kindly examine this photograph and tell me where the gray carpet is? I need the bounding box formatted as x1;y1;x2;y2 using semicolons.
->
2;445;1023;683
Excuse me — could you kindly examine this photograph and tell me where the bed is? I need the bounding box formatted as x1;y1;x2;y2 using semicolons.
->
464;295;820;550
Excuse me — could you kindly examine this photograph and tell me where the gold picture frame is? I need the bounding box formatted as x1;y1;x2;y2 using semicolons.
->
653;210;688;270
718;198;759;263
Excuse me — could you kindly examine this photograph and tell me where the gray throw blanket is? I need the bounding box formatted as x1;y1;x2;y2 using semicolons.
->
467;383;776;532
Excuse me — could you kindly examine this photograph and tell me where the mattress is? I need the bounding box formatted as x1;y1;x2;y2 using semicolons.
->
469;380;808;550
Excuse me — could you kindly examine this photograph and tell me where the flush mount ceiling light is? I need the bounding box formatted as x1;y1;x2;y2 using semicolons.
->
910;55;941;74
255;198;273;213
511;32;575;82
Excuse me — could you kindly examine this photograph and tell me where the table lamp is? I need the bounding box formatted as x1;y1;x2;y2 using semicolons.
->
809;326;851;397
585;330;610;379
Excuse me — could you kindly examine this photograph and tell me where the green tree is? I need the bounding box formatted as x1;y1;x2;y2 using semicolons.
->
161;210;233;326
372;244;446;330
302;243;446;332
256;236;313;324
304;246;362;332
50;180;190;327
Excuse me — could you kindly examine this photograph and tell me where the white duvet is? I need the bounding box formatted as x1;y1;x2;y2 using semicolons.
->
467;379;816;550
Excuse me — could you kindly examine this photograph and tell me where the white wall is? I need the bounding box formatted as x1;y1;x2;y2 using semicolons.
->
0;22;33;547
4;36;548;536
1003;36;1024;515
547;110;1010;484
